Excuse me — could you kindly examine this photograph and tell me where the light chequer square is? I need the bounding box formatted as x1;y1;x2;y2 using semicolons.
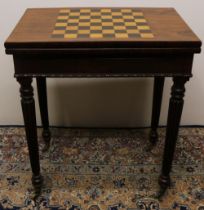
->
52;8;154;39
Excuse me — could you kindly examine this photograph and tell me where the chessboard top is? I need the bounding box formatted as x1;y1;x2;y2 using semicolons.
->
5;7;201;53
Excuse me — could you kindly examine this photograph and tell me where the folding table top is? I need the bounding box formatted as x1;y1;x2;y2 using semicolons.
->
5;7;201;52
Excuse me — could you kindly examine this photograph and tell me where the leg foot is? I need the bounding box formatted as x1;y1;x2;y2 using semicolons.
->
156;175;170;200
149;129;158;144
146;129;158;152
32;174;43;194
42;129;51;152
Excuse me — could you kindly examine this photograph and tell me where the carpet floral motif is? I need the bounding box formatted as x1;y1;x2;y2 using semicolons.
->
0;127;204;209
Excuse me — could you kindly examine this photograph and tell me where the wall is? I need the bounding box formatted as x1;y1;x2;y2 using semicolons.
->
0;0;203;127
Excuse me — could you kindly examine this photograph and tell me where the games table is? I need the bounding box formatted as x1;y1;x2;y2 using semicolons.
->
4;7;201;197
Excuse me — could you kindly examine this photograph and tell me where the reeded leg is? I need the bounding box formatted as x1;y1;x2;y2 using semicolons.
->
158;76;189;198
149;77;165;144
36;77;51;151
17;77;43;195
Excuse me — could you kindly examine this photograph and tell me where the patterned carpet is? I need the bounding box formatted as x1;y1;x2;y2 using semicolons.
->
0;127;204;210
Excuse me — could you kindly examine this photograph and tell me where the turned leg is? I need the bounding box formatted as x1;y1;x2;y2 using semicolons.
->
36;77;51;151
158;76;189;198
149;77;165;144
17;77;43;195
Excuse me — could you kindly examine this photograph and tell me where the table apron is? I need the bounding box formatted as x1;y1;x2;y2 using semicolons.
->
13;54;194;77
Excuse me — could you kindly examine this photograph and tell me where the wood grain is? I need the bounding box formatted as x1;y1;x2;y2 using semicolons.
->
5;8;201;52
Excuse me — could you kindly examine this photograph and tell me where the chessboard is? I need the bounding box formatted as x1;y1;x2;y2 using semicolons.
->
52;8;154;39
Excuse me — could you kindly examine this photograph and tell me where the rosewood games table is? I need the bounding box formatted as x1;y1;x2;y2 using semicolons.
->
4;7;202;197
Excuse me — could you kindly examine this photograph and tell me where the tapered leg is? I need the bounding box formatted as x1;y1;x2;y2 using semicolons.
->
149;77;165;144
36;77;51;151
158;76;189;197
17;77;43;195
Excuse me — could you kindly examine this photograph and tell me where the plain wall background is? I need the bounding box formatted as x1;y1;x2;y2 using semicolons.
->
0;0;203;127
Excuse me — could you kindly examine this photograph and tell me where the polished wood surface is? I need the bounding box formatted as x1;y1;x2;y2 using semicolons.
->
5;8;201;51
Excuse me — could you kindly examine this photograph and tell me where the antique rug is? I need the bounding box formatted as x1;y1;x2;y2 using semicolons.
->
0;127;204;210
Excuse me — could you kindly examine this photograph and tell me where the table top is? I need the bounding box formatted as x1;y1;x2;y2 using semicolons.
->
5;7;201;53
